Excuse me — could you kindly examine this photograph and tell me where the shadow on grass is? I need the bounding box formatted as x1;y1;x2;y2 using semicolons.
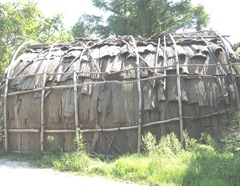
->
181;148;240;186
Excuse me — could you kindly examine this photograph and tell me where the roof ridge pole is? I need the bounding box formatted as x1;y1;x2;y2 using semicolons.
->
73;64;81;147
169;34;184;145
131;36;143;154
3;40;39;151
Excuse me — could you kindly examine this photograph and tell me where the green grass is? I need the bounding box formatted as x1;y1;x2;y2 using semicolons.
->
1;131;240;186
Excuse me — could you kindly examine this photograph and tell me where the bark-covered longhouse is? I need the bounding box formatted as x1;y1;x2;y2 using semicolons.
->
2;32;240;155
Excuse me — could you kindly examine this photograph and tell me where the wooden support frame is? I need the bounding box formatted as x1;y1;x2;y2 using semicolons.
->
73;68;81;141
2;35;240;153
131;36;143;154
169;34;184;144
40;73;47;151
3;40;40;151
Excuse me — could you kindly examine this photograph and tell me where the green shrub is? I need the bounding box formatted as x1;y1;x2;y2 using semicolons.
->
142;132;183;157
222;111;240;154
46;136;63;155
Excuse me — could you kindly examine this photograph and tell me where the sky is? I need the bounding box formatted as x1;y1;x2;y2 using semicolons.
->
1;0;239;43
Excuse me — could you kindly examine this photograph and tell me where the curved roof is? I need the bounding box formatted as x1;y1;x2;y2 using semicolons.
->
6;33;239;92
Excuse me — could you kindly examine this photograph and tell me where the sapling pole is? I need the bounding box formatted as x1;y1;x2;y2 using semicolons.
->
169;34;184;144
40;73;47;151
163;36;167;90
215;32;240;128
131;36;143;154
3;40;39;151
73;68;81;145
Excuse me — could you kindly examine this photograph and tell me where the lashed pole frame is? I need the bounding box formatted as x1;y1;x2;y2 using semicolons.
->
215;32;240;128
131;36;143;153
3;40;40;151
40;41;61;151
169;34;184;144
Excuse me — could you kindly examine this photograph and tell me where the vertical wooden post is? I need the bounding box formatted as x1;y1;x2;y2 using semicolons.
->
40;73;47;151
2;40;39;151
73;67;80;142
3;78;9;151
163;36;167;90
131;36;142;154
169;34;184;144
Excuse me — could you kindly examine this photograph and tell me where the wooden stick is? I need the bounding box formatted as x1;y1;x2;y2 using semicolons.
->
216;32;240;128
3;40;39;150
183;108;234;119
45;129;76;133
103;132;123;155
142;118;179;127
73;68;81;145
3;77;9;150
131;36;143;154
107;132;117;154
169;34;184;145
40;73;47;151
163;36;167;90
5;71;238;98
8;129;39;133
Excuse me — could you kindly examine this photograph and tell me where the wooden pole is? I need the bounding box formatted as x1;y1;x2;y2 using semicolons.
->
215;32;240;128
73;66;81;143
8;129;39;133
40;73;47;151
163;36;167;90
3;40;39;151
169;34;184;144
131;36;143;154
3;78;9;151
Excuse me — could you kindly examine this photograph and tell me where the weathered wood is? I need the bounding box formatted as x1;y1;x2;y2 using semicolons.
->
216;32;240;127
45;129;76;133
3;40;39;150
163;36;167;90
8;129;39;133
169;34;184;144
40;73;47;151
3;77;9;150
73;68;81;145
131;36;143;154
2;34;240;153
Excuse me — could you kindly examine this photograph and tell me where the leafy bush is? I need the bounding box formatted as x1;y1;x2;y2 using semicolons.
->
221;111;240;153
46;136;63;155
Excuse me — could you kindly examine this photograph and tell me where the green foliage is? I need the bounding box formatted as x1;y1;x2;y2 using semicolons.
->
52;152;91;172
221;111;240;153
1;131;240;185
72;0;210;38
233;42;240;55
46;136;63;155
74;131;87;153
142;132;182;157
182;130;198;151
0;0;73;78
71;14;103;38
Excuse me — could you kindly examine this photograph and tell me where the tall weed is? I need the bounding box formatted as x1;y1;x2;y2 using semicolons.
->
142;132;182;157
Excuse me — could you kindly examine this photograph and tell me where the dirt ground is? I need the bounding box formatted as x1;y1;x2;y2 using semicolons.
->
0;158;142;186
